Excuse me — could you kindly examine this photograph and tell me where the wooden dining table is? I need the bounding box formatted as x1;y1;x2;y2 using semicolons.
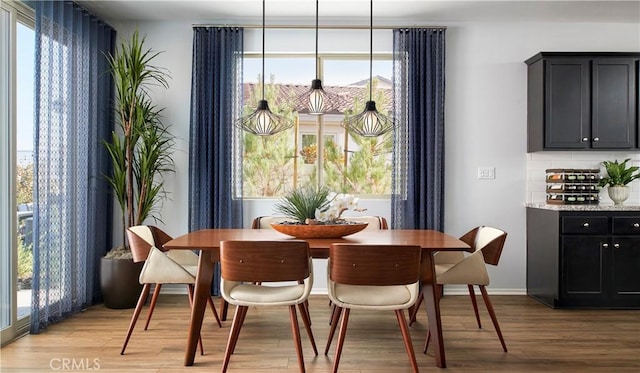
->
163;228;471;368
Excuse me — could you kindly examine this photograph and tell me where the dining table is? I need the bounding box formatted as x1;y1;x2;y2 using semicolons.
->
163;228;471;369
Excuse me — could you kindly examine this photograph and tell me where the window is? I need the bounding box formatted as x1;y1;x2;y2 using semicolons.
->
241;55;393;198
1;0;35;344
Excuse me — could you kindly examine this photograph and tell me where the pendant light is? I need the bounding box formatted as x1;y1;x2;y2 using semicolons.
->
342;0;396;137
303;0;329;115
236;0;293;136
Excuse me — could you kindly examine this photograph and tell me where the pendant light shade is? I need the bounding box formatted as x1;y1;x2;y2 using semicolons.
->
236;0;293;136
342;0;396;137
307;79;325;114
299;0;337;115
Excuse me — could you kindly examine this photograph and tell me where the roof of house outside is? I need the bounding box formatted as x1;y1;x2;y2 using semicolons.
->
243;77;392;115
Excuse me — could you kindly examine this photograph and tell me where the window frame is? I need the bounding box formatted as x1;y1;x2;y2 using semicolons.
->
240;52;394;199
1;0;35;346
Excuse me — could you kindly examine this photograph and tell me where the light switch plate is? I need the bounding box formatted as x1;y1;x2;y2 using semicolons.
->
478;167;495;179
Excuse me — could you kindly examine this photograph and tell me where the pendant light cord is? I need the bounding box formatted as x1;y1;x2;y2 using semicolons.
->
262;0;266;101
369;0;373;101
315;0;319;78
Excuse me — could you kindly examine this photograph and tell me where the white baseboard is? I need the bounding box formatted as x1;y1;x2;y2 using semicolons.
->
161;285;527;296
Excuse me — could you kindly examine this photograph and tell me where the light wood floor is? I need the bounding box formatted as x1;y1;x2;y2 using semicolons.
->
1;294;639;372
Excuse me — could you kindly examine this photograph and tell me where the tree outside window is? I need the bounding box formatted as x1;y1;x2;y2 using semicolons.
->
241;56;392;198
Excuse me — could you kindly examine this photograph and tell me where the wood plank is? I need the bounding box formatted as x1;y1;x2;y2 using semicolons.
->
1;295;639;372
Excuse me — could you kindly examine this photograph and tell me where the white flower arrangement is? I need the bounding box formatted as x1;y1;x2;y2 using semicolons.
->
314;192;365;223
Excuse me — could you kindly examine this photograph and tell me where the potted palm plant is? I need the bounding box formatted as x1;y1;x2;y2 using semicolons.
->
100;31;175;309
598;158;640;205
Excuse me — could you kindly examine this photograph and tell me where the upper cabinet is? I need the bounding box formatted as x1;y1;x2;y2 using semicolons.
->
526;52;639;152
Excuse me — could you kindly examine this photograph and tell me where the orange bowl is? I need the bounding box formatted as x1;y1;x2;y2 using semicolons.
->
270;223;368;238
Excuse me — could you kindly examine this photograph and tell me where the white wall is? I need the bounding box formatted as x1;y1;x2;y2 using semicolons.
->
112;19;640;295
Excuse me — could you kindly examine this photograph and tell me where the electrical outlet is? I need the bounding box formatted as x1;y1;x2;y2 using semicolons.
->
478;167;495;179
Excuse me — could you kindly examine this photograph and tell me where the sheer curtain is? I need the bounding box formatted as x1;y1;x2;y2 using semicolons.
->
391;28;446;230
189;27;244;295
31;1;115;333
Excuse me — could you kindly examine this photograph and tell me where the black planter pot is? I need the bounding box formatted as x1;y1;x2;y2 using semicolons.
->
100;257;144;309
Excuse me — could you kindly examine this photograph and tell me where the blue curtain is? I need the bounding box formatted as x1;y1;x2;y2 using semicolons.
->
31;1;115;333
391;28;446;230
189;27;244;295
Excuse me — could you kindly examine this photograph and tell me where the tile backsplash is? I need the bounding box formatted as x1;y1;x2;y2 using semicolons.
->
526;151;640;205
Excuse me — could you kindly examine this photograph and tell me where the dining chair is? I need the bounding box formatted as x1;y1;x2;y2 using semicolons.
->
120;225;222;355
219;240;317;373
325;243;422;373
410;226;508;353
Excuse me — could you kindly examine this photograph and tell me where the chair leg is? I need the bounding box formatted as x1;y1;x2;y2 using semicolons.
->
220;297;229;321
479;285;508;352
325;306;342;355
186;285;205;356
423;329;431;354
289;305;306;373
298;303;318;355
332;308;350;373
468;284;482;329
230;305;249;355
121;283;151;355
144;283;162;330
207;296;223;328
396;309;419;373
409;292;423;326
222;305;247;373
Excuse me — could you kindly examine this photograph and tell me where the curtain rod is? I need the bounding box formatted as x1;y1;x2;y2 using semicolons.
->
191;24;446;30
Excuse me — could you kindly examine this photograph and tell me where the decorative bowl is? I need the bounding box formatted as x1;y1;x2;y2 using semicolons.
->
270;222;368;238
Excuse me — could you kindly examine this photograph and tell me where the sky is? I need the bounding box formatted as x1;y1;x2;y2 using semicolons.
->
16;22;34;152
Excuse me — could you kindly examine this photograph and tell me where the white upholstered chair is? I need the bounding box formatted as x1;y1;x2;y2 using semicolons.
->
412;226;508;353
219;240;317;373
325;243;422;373
120;225;222;355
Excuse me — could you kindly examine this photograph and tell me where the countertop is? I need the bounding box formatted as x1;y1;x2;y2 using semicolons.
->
526;202;640;211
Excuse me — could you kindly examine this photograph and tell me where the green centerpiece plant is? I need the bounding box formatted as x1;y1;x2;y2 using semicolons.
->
274;186;364;224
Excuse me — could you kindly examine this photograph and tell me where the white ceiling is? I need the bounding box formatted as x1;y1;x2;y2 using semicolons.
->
77;0;640;26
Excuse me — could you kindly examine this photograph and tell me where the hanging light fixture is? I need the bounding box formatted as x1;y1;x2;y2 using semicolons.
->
236;0;293;136
342;0;396;137
304;0;328;115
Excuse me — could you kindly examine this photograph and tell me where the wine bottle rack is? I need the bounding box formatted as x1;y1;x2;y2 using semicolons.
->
545;168;600;205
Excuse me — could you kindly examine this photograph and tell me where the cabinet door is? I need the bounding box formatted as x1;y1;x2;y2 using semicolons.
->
591;58;636;149
610;236;640;306
544;58;590;149
561;236;606;303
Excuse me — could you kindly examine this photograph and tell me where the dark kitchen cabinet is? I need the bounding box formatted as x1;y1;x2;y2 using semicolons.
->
527;208;640;308
526;52;639;152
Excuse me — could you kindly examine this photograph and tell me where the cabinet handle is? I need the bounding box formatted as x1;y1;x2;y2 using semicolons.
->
581;137;589;142
634;223;639;228
583;222;590;227
614;243;620;249
602;243;609;248
593;137;600;142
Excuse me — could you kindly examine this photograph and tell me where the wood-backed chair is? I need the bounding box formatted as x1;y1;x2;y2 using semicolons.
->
325;243;422;373
120;225;222;355
219;240;317;373
410;226;508;353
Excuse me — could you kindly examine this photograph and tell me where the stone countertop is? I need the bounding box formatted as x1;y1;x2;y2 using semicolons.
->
526;202;640;211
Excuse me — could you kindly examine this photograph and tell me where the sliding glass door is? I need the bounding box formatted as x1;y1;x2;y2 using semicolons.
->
1;1;34;346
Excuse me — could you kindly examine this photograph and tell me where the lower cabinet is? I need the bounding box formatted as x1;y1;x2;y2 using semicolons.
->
527;208;640;308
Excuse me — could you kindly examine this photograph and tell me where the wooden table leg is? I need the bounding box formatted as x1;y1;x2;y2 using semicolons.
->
184;250;214;366
421;252;446;368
